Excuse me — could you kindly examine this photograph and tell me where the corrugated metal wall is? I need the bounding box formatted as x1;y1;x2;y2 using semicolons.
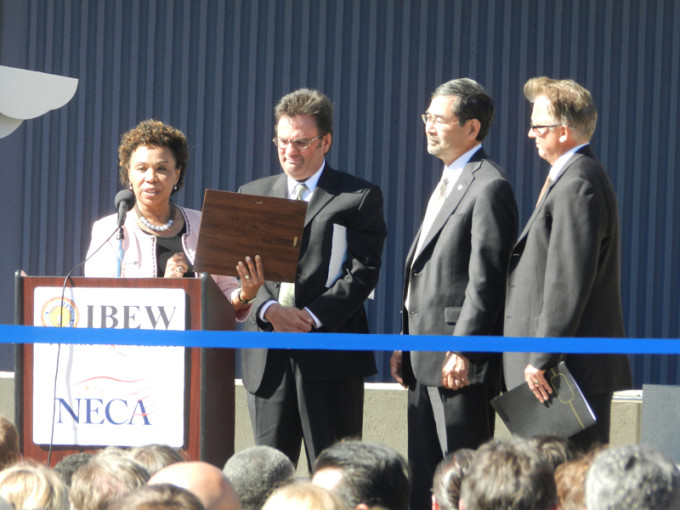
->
1;0;678;386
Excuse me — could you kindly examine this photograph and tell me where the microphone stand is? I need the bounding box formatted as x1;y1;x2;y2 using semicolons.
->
114;189;135;278
116;226;124;278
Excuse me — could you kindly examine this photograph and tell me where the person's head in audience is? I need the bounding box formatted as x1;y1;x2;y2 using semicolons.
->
0;416;20;472
0;460;68;510
129;444;185;477
585;444;680;510
431;448;475;510
69;452;149;510
262;482;345;510
53;452;93;487
459;438;557;510
107;483;205;510
223;446;295;510
98;445;129;457
149;461;240;510
312;440;411;510
554;448;602;510
529;435;579;472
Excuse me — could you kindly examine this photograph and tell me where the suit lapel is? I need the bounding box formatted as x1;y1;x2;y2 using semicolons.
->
516;188;548;242
272;173;289;199
411;153;482;263
515;146;592;244
304;165;338;227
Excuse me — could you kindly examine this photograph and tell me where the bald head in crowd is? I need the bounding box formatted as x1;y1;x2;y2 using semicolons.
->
149;461;241;510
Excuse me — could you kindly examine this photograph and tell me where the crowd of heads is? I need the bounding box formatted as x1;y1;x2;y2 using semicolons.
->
0;411;679;510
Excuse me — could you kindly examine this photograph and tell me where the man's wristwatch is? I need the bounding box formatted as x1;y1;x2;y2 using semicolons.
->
238;289;256;305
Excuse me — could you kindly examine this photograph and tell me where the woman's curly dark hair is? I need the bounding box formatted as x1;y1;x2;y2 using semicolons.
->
118;119;189;194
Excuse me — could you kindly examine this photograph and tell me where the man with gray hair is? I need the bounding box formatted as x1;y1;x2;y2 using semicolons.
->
585;444;680;510
459;438;557;510
390;78;517;510
68;453;149;510
223;446;295;510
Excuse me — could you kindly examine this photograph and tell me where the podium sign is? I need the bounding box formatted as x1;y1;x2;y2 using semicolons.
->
32;287;186;447
16;274;236;467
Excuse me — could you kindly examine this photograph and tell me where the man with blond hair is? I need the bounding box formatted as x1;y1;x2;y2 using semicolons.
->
503;77;631;449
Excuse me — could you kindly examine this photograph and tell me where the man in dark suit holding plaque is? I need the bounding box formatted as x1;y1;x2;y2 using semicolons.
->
503;77;632;449
238;88;386;470
390;78;518;510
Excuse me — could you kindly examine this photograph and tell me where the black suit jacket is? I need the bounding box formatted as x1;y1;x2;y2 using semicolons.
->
402;149;518;387
503;145;632;395
239;165;386;394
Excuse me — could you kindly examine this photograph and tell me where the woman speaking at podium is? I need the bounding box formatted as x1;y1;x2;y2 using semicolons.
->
83;119;263;320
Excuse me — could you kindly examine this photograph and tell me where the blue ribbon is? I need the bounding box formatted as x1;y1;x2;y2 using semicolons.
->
2;324;679;354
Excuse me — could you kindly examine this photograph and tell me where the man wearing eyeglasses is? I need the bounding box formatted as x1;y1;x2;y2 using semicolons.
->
503;77;631;449
390;78;517;510
238;88;387;472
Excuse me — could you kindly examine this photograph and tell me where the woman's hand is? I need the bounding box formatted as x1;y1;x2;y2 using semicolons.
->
164;252;190;278
235;255;265;306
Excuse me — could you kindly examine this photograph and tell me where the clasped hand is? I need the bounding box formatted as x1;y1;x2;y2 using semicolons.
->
265;303;314;333
441;351;470;390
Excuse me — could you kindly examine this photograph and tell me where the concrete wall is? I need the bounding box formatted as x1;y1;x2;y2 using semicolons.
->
234;382;642;476
0;374;641;476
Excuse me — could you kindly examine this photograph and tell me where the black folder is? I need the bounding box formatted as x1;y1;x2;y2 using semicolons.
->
491;361;596;439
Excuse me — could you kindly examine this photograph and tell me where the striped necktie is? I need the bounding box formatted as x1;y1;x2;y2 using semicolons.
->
278;182;309;306
414;175;449;257
536;175;553;207
406;175;449;310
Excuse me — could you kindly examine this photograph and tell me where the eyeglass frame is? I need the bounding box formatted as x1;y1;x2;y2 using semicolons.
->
529;123;563;136
272;133;324;151
421;113;459;128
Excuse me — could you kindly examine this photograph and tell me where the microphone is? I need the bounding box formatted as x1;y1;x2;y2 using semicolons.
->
115;189;135;228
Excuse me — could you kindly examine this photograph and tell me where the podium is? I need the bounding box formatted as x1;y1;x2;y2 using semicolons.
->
14;273;235;467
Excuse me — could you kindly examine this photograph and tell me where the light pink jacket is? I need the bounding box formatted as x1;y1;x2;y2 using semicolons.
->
84;206;249;321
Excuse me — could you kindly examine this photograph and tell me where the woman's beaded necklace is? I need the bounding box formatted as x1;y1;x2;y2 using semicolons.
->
137;204;175;232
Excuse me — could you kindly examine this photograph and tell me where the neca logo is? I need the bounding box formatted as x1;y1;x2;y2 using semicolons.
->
56;397;151;425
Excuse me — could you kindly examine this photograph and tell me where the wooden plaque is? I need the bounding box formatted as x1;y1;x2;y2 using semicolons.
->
194;190;307;283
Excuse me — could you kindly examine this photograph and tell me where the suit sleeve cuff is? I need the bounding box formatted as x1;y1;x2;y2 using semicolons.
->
304;307;323;329
258;299;277;322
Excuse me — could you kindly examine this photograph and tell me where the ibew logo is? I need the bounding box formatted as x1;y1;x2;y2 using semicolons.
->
84;304;177;329
56;397;151;425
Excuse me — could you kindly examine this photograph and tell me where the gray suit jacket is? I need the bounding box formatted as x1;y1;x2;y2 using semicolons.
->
238;165;386;394
503;145;632;395
402;148;518;387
